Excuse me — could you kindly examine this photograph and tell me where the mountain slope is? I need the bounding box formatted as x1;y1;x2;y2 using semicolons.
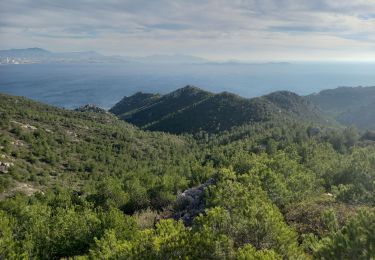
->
336;102;375;129
0;92;199;201
307;86;375;129
109;92;161;116
111;86;326;133
111;86;214;128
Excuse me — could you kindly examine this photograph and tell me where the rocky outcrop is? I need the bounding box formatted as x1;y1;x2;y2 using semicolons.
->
0;181;42;200
75;104;107;113
173;178;216;225
11;121;37;130
0;161;13;173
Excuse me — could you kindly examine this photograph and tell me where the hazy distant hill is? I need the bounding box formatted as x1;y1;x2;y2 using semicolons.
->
0;48;101;59
307;86;375;129
0;48;211;64
111;86;325;133
0;47;52;58
0;48;125;64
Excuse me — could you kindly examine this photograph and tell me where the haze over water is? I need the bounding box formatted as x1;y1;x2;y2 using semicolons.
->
1;62;375;109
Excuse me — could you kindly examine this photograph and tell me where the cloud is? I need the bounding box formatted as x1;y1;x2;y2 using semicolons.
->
0;0;375;60
267;25;333;33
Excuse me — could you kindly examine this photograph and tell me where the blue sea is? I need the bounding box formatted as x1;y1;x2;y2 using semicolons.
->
1;62;375;109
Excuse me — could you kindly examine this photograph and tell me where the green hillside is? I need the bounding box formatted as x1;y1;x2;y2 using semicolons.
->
0;93;200;208
0;92;374;259
307;86;375;129
336;102;375;129
109;92;161;116
112;86;327;133
111;86;213;128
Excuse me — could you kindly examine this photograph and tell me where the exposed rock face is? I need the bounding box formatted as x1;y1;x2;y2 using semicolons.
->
0;181;42;200
11;121;37;130
0;161;13;173
173;178;216;225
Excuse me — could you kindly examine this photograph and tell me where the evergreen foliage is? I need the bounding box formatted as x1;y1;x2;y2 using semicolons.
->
0;92;374;259
111;86;327;133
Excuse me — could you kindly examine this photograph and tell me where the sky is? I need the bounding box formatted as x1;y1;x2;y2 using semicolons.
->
1;0;375;61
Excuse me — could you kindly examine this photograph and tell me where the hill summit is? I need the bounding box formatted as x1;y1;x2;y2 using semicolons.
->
110;86;324;133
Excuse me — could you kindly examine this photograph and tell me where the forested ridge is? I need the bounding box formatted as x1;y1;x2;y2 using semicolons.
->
110;85;328;134
0;90;374;259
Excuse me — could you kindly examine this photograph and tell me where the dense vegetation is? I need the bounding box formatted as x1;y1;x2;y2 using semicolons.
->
307;86;375;129
111;85;326;134
0;90;374;259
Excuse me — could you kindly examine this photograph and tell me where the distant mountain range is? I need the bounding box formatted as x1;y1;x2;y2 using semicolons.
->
0;48;210;65
0;48;125;64
0;47;292;65
307;86;375;129
110;85;326;133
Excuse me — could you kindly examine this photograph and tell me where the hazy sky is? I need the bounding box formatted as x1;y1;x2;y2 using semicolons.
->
1;0;375;61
